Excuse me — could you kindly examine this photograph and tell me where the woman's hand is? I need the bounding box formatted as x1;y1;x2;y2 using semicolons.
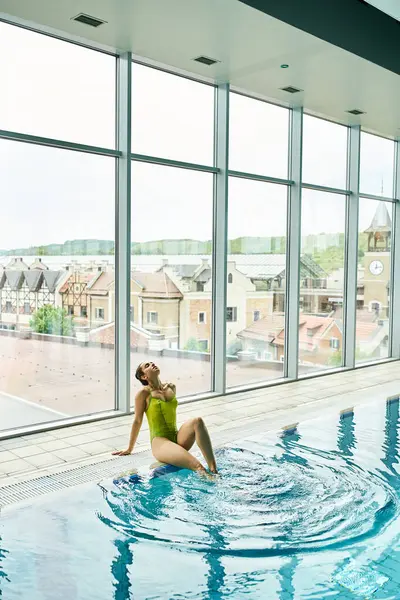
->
112;449;132;456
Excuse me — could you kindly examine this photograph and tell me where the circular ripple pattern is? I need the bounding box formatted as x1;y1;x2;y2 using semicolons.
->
100;443;399;557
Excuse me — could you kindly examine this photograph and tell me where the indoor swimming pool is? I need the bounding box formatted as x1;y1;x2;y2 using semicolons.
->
1;397;400;599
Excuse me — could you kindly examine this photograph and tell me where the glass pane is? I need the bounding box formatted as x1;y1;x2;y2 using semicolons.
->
131;63;214;165
356;198;392;363
302;115;348;188
360;132;395;197
229;93;289;178
299;190;346;374
0;22;116;147
131;162;213;399
0;140;115;433
226;178;287;388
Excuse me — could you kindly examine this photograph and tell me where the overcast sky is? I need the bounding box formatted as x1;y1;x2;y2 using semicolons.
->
0;21;396;250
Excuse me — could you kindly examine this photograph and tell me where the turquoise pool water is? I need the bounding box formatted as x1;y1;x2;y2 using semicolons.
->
2;398;400;599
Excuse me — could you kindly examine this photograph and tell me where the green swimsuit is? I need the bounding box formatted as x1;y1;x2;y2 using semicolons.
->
145;395;178;443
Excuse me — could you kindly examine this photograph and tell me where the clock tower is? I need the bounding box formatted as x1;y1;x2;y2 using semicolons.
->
363;202;392;316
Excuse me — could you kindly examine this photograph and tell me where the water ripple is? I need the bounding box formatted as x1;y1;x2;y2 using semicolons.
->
98;444;399;557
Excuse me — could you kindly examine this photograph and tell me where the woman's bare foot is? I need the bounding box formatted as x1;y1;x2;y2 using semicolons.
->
195;466;216;480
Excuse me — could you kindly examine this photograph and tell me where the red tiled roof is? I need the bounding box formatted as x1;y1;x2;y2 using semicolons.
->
87;270;182;299
87;271;115;294
239;311;382;347
59;273;95;293
131;271;182;298
237;313;285;343
355;320;382;341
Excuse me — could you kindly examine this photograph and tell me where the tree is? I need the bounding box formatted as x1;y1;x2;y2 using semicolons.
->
184;337;200;351
328;350;342;367
312;246;345;274
329;347;373;367
30;305;73;336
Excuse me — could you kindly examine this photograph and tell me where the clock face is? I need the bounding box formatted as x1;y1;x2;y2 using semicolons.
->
369;260;384;276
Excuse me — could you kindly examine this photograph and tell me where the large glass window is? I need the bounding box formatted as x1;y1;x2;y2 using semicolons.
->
131;161;214;398
356;198;393;364
302;115;348;189
299;190;346;374
229;93;289;178
0;22;116;147
226;178;287;387
131;63;214;165
360;132;395;197
0;140;115;432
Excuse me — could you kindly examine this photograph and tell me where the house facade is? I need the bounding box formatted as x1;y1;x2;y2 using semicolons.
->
0;258;64;330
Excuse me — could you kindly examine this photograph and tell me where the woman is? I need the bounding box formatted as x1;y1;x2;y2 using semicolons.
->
113;361;218;475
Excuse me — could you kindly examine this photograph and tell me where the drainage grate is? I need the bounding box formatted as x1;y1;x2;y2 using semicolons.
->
0;454;147;508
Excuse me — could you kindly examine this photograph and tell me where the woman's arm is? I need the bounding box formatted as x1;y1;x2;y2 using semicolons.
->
112;389;148;456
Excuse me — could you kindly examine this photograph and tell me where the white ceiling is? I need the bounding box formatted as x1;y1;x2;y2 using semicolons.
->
0;0;399;138
364;0;400;22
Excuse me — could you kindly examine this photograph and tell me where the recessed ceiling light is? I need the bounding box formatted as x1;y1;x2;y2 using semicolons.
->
71;13;107;28
280;64;289;69
347;108;365;115
280;86;302;94
193;56;220;66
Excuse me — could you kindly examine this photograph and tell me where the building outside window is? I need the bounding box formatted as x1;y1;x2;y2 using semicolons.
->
0;18;399;440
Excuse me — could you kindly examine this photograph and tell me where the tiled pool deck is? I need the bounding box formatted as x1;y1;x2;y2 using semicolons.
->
1;361;399;491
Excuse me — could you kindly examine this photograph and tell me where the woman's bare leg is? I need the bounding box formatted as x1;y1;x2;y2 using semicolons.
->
177;417;217;473
152;437;206;474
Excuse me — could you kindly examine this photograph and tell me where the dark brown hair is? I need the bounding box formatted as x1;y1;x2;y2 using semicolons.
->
135;363;148;386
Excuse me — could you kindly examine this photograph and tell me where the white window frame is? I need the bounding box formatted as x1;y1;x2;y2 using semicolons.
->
147;311;158;324
95;307;105;320
226;306;237;322
330;337;340;350
369;300;382;312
